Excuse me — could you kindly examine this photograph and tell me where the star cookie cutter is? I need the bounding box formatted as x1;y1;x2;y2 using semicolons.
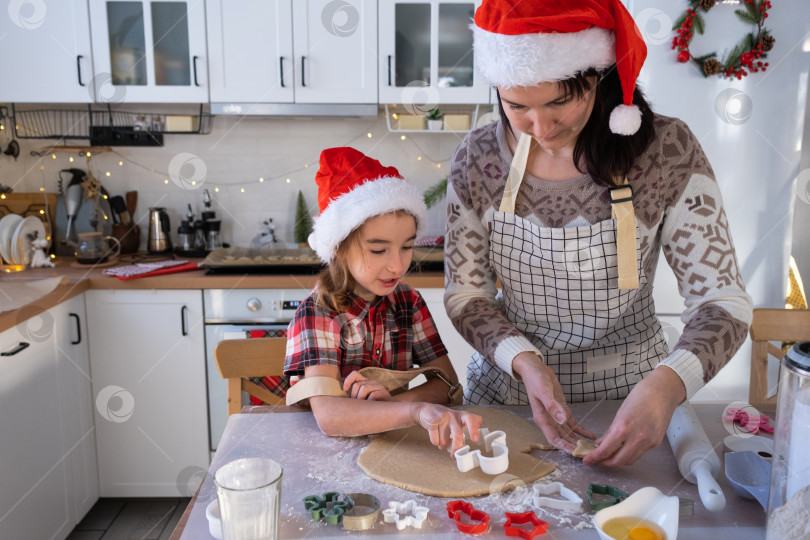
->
382;500;429;530
446;500;490;534
586;483;629;512
454;428;509;475
503;511;549;539
302;492;353;525
531;482;583;512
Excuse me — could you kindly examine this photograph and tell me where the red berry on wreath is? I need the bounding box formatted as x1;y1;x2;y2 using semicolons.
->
741;52;754;66
677;51;690;63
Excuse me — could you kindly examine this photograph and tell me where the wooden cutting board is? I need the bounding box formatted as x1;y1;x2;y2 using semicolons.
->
0;192;58;241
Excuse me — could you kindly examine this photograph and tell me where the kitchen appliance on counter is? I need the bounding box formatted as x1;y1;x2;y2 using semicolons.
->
203;288;309;453
147;207;172;253
54;170;113;255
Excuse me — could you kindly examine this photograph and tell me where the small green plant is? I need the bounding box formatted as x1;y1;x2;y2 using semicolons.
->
425;108;443;121
293;191;313;244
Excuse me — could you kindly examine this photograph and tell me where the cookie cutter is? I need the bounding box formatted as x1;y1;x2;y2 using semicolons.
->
303;492;353;525
531;482;583;512
446;500;490;534
342;492;381;531
382;499;429;530
454;428;509;475
587;483;629;512
503;511;549;539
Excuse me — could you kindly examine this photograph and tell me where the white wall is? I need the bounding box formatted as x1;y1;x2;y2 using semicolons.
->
631;0;810;402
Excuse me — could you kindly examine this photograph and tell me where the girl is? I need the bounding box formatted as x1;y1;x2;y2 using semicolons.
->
284;147;481;454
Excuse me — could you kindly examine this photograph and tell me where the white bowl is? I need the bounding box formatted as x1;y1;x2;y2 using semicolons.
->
206;499;223;540
594;486;679;540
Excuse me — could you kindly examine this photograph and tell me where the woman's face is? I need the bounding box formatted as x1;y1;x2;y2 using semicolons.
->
498;79;597;152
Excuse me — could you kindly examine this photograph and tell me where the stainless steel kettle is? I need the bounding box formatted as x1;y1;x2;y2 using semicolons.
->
147;207;172;253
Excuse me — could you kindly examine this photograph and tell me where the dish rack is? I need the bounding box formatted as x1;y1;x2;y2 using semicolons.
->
11;104;213;144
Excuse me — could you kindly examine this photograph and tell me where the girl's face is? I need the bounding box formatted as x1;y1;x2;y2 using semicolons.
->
498;79;597;152
346;212;416;301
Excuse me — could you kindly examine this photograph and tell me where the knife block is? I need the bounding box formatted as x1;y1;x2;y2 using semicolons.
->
111;223;141;254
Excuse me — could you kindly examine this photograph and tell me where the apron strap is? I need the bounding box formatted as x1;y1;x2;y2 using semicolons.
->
499;132;533;213
609;180;639;290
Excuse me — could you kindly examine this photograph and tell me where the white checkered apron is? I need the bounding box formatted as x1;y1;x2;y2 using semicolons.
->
465;135;667;405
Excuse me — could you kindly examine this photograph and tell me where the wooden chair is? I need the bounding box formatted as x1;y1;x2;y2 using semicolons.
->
214;337;288;416
749;308;810;409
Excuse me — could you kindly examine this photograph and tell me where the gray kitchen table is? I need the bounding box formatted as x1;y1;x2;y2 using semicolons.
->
172;402;768;539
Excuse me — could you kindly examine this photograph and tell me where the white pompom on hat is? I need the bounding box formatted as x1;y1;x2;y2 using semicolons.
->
308;147;427;263
472;0;647;135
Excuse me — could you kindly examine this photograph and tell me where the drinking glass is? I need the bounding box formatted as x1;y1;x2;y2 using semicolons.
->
214;457;283;540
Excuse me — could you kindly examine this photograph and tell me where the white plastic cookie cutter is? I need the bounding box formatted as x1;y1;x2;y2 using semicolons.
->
453;428;509;475
382;500;429;530
532;482;584;512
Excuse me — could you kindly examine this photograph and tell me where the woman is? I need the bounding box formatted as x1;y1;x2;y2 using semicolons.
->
444;0;753;466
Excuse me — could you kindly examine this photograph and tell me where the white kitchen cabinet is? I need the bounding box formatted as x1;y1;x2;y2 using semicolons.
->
52;295;99;525
86;289;208;497
0;312;73;540
88;0;208;103
379;0;489;105
0;0;95;102
207;0;377;107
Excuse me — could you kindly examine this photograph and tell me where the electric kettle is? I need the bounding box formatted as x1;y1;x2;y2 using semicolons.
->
147;207;172;253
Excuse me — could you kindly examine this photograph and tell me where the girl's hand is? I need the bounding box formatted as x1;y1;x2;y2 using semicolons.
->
583;366;686;467
410;403;483;455
343;371;393;401
513;352;596;453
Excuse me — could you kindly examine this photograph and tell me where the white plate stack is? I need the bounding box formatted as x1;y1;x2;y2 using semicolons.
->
0;214;48;266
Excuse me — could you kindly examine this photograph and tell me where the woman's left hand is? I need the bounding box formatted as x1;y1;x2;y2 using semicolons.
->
583;366;686;467
342;371;393;401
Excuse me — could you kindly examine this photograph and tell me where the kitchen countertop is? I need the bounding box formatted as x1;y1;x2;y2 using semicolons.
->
0;255;444;333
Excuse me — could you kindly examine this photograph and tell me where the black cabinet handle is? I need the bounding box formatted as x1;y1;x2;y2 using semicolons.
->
192;56;200;86
301;56;306;87
69;313;82;345
387;55;392;86
76;55;85;86
279;56;286;87
1;342;30;357
181;305;188;336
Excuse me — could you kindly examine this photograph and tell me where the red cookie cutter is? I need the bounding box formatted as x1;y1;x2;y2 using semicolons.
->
446;500;490;535
503;511;549;539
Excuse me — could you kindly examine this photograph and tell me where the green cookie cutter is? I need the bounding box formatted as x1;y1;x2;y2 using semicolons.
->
587;483;629;512
303;492;354;525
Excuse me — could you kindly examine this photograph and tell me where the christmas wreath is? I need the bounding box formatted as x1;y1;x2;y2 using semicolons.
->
671;0;773;79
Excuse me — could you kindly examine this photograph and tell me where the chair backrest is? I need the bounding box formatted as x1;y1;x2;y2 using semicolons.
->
749;308;810;409
214;337;288;416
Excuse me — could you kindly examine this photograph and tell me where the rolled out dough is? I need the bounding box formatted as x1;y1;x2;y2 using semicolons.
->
357;407;557;497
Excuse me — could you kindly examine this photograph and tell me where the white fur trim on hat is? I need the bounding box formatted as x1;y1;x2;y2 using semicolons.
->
308;177;428;263
609;104;642;135
472;25;615;88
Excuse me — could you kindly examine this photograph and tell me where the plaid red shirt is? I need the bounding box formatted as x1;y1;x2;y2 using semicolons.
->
284;284;448;377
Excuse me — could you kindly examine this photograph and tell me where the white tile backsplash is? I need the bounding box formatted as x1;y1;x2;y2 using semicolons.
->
0;109;463;249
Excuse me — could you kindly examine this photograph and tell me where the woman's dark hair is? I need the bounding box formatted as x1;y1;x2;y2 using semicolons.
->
496;65;655;188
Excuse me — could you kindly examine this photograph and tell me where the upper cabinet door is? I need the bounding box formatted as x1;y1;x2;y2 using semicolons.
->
0;0;95;102
207;0;294;104
292;0;377;104
379;0;488;105
88;0;208;103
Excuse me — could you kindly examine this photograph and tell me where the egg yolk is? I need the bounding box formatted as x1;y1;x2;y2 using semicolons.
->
628;526;661;540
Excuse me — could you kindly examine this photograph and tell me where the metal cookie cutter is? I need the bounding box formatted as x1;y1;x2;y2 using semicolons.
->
454;428;509;475
382;500;429;530
303;492;352;525
586;483;629;512
531;482;583;512
342;493;382;531
446;500;490;534
503;511;549;539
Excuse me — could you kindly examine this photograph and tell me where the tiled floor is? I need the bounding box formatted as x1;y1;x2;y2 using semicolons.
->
66;498;191;540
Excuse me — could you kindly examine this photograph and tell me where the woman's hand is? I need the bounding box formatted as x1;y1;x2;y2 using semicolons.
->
410;403;483;455
583;366;686;467
343;371;393;401
513;352;596;452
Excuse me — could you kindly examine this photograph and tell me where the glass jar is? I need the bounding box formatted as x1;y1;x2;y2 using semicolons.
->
767;341;810;538
73;232;121;264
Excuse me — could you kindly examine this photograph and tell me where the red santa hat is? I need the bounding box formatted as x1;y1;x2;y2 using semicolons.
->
308;147;427;262
472;0;647;135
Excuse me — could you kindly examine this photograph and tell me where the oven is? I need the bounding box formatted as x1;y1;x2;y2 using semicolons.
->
203;288;310;453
